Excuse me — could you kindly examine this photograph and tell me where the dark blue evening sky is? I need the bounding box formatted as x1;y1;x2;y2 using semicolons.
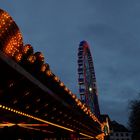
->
1;0;140;126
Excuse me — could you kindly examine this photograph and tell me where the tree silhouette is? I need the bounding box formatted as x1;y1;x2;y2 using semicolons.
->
128;95;140;140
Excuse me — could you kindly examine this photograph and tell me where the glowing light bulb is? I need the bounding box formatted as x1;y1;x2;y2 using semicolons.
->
89;87;92;92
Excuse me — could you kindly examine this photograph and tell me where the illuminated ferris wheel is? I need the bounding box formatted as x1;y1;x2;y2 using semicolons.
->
78;41;100;117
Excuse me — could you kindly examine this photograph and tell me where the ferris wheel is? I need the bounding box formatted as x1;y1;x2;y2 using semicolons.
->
78;41;100;117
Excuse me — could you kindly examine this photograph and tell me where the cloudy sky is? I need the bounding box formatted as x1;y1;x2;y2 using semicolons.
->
1;0;140;126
